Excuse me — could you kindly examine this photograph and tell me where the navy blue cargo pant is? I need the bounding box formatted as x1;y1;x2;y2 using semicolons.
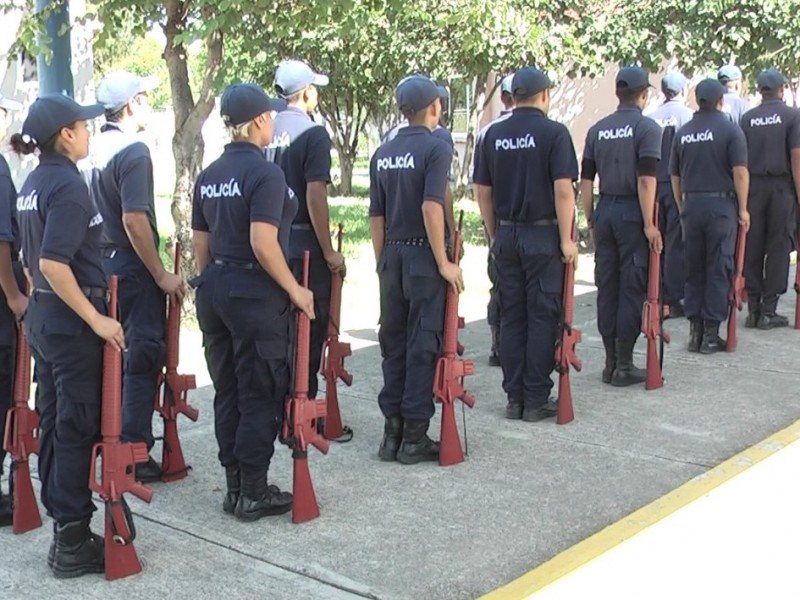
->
0;261;24;475
26;291;104;525
487;251;501;330
377;244;446;421
288;227;331;400
103;248;165;451
681;195;737;322
493;223;563;409
594;196;649;341
744;176;795;301
195;265;290;476
657;182;685;305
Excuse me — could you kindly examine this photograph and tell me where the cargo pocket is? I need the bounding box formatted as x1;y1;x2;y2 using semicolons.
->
253;339;290;403
41;316;83;338
408;257;442;301
538;267;564;320
418;314;443;361
624;247;649;296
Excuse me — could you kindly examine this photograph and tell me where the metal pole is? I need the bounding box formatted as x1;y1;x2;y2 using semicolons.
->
35;0;74;97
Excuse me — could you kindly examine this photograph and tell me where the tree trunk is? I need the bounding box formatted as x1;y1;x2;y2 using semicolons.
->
336;149;354;196
455;73;489;199
163;0;223;285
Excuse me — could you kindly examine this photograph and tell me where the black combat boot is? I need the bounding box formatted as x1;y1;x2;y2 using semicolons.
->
699;321;726;354
0;488;12;528
397;419;440;465
48;521;57;569
378;416;404;461
666;301;685;319
222;464;240;514
745;295;761;328
601;336;616;384
51;519;104;578
134;456;162;484
234;470;292;521
505;399;523;420
687;319;703;353
522;397;558;422
758;296;789;329
610;339;646;387
489;325;501;367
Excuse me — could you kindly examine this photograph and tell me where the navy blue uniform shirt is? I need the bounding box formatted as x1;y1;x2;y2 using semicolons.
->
473;107;578;222
83;123;158;249
369;126;452;240
472;110;512;183
192;142;298;262
18;152;106;290
583;105;662;195
646;100;694;182
265;106;331;225
741;99;800;176
0;154;19;257
670;111;748;193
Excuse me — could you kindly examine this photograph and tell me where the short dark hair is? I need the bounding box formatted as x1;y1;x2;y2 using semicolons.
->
698;99;718;111
760;89;782;100
616;85;647;103
104;105;127;122
662;88;680;100
404;105;429;124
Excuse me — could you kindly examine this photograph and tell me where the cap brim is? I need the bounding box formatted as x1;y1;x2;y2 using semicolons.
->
0;97;23;112
312;73;329;87
78;103;106;120
437;85;449;99
267;98;287;112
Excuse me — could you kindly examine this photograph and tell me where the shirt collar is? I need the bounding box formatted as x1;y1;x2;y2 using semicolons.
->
397;125;431;136
39;151;79;174
284;105;314;121
761;98;784;105
513;107;546;117
224;141;264;155
616;104;643;113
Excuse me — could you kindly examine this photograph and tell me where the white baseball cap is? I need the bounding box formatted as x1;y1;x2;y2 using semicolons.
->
0;93;23;112
96;71;160;111
274;59;329;98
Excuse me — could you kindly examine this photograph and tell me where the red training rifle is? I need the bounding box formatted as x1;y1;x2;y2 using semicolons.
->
88;276;154;580
319;224;353;442
433;211;475;466
641;202;668;390
155;243;198;481
554;212;581;424
282;251;329;523
727;225;747;352
2;289;42;534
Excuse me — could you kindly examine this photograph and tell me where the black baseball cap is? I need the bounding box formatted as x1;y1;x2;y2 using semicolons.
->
512;67;551;99
220;83;286;126
757;69;785;92
695;78;726;104
616;66;653;89
21;94;103;144
396;75;440;113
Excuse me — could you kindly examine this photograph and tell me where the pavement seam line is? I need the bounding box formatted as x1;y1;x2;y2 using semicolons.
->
478;417;800;600
122;512;382;600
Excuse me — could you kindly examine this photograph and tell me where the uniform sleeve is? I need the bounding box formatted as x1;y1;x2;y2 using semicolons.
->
423;142;452;204
191;178;208;232
473;130;493;186
550;125;579;181
636;118;662;160
39;181;92;264
119;146;154;213
0;174;16;243
250;167;288;226
303;127;332;183
727;127;748;168
433;127;455;150
368;153;385;217
788;111;800;150
669;136;681;177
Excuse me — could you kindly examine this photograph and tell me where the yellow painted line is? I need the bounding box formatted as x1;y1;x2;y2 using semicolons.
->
480;419;800;600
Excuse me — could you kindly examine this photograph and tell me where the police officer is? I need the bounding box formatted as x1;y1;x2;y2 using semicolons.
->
12;94;124;576
670;79;750;353
740;69;800;329
266;59;344;402
193;83;313;521
474;74;514;367
85;71;185;483
474;67;579;421
370;74;462;464
0;92;26;528
718;65;750;125
646;71;694;317
580;66;663;386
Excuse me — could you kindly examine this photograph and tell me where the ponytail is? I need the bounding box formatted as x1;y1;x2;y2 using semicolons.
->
9;133;37;155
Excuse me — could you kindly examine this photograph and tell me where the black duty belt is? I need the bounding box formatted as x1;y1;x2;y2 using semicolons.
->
683;192;735;200
212;259;263;270
34;286;109;300
291;223;313;230
498;219;559;226
386;237;430;247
